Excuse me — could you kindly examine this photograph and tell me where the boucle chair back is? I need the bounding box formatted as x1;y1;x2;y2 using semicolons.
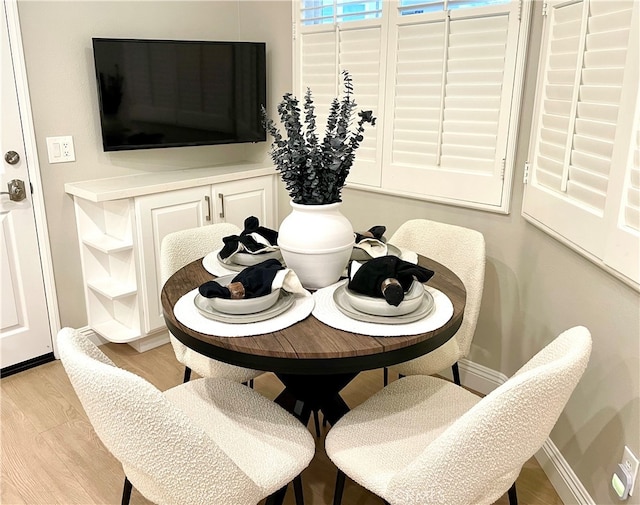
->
160;222;241;284
387;326;591;505
389;219;485;359
57;328;262;505
161;223;264;383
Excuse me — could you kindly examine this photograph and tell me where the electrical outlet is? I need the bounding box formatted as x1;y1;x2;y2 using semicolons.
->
623;446;639;496
46;135;75;163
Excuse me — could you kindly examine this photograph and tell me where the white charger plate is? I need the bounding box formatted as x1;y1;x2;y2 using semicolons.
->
233;249;282;266
194;290;295;324
216;252;284;272
333;284;434;324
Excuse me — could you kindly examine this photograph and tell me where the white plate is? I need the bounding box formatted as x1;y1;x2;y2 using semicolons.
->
202;274;280;315
333;284;434;324
194;290;295;324
233;249;282;266
216;252;283;271
351;243;402;262
343;279;424;316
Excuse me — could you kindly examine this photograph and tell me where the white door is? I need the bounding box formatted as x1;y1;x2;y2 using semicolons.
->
1;0;52;370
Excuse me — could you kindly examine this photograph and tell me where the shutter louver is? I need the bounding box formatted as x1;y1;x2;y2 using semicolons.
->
300;30;338;114
533;1;582;193
441;14;509;174
391;20;447;167
339;26;383;177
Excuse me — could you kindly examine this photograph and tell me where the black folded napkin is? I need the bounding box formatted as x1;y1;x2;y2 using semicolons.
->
348;256;435;306
219;216;279;260
354;225;386;244
199;259;284;299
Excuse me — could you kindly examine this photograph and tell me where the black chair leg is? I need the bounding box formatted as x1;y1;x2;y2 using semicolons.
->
383;367;389;386
333;470;346;505
312;409;321;437
452;362;461;385
293;475;304;505
508;482;518;505
121;476;132;505
265;484;288;505
182;366;192;383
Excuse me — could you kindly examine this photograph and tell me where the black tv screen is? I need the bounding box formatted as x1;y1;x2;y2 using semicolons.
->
92;38;266;151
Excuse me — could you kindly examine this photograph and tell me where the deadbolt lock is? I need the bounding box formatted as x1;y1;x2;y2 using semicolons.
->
4;151;20;165
1;179;27;202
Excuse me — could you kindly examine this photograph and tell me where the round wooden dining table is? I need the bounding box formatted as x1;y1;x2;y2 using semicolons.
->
161;255;466;425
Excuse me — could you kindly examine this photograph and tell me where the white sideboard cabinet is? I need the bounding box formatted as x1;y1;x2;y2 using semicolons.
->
65;162;277;351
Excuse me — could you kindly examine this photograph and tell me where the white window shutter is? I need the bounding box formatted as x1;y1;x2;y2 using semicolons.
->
339;23;386;187
602;5;639;284
298;20;385;188
381;1;523;209
523;0;639;286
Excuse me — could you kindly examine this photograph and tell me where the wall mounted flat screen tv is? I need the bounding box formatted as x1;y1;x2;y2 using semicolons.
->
92;38;267;151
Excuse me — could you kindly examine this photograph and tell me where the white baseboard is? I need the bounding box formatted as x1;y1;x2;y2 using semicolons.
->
127;331;170;353
78;326;108;346
77;326;169;353
537;438;596;505
455;357;595;505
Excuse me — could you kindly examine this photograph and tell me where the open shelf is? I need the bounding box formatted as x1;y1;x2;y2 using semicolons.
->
83;234;133;254
92;320;141;343
87;279;137;300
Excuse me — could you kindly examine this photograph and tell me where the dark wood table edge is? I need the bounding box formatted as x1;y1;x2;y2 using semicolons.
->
165;316;462;375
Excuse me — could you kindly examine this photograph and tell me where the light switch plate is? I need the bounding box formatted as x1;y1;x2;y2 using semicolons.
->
46;136;75;163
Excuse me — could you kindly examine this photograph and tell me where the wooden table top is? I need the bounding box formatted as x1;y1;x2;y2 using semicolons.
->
161;255;466;375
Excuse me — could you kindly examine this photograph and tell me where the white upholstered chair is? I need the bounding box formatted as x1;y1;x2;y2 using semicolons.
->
57;327;315;505
160;223;264;384
161;224;325;437
325;326;591;505
386;219;486;385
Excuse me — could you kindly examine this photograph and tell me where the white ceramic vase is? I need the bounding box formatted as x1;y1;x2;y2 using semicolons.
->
278;201;354;289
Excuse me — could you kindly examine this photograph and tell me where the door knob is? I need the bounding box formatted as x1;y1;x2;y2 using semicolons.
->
1;179;27;202
4;151;20;165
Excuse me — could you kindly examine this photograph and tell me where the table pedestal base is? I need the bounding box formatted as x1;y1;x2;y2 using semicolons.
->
274;373;357;426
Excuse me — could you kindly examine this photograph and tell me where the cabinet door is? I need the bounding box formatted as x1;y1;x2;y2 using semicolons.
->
135;186;210;333
212;176;276;229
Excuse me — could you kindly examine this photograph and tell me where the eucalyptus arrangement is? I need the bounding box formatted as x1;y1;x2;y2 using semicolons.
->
262;70;376;205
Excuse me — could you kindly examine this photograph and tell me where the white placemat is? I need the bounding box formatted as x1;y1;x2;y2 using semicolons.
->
174;290;315;337
312;280;453;337
202;248;240;276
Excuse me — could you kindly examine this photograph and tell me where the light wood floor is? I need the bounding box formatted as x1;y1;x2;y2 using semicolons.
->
1;341;563;505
